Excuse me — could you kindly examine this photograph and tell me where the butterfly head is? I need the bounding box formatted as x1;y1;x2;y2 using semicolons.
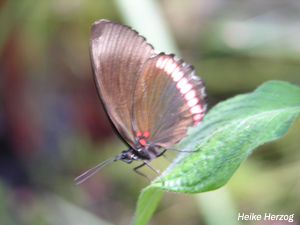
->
114;149;138;163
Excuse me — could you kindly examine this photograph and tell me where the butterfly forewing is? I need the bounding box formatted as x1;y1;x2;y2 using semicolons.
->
133;54;206;148
89;20;155;148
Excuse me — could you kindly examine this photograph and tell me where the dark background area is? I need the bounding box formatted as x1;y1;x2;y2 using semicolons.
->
0;0;299;224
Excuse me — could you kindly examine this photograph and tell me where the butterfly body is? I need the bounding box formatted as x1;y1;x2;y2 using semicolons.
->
117;145;161;163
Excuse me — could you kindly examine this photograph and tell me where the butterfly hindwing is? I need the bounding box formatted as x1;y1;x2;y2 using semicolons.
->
133;54;206;148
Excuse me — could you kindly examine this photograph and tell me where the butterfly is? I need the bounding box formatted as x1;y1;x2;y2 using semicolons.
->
75;19;206;185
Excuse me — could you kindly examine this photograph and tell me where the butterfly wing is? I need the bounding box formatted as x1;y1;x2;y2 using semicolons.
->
90;20;155;148
133;54;206;148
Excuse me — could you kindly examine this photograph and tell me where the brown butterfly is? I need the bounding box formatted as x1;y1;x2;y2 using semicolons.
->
75;19;206;185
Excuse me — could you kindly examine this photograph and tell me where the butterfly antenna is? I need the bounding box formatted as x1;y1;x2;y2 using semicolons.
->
74;154;121;186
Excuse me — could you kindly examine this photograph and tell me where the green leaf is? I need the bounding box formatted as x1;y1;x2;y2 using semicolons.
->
132;188;163;225
132;80;300;225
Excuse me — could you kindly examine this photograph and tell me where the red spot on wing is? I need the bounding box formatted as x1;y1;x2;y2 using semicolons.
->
159;58;168;69
164;59;173;72
155;57;163;68
136;132;142;137
139;138;146;146
180;83;192;94
167;63;177;74
176;77;188;88
193;114;202;121
185;89;196;100
173;71;184;82
188;97;199;107
190;105;203;114
143;131;150;137
171;67;180;78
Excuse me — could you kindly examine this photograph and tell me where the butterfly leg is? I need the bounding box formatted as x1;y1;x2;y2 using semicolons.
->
133;162;152;183
163;154;173;162
156;149;167;157
133;161;165;185
165;147;200;153
144;161;165;185
155;148;173;162
156;147;198;162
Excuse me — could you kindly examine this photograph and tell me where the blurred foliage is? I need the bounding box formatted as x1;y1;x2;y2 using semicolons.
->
0;0;299;225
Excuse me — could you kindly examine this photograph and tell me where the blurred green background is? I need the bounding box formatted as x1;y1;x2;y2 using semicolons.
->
0;0;299;225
